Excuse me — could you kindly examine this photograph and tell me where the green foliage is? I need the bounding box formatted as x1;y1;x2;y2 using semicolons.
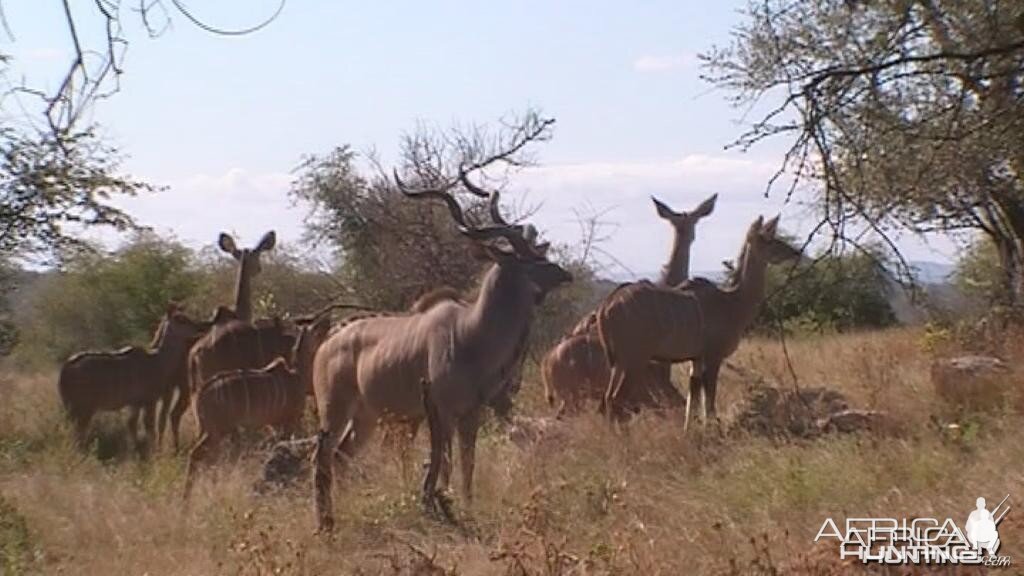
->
11;234;343;367
291;146;489;309
0;129;151;262
703;1;1024;303
954;238;1010;307
754;247;896;334
189;245;340;319
14;234;201;365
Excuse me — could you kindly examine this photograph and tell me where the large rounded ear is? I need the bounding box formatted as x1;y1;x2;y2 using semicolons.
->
761;215;780;237
218;233;241;258
651;196;677;220
256;230;277;253
692;193;718;218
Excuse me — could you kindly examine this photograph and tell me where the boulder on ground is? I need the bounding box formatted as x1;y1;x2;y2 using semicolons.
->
255;436;316;493
931;355;1012;412
732;385;896;438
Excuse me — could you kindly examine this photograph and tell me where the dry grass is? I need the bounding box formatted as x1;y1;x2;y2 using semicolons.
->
1;327;1022;575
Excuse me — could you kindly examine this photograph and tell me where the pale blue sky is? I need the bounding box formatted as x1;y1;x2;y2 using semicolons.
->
5;1;960;277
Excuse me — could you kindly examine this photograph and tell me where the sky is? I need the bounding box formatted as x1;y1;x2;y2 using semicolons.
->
4;1;963;278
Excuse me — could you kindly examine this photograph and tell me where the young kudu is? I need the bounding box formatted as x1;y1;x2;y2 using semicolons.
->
167;231;281;449
311;172;572;532
541;194;717;415
58;304;211;451
218;230;276;324
182;309;335;499
597;216;801;427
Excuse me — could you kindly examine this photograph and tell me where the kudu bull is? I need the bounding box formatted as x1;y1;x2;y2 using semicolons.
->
541;194;717;415
597;216;801;427
311;171;571;532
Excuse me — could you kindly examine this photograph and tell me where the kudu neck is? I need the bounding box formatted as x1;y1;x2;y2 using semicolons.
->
732;244;770;325
234;262;253;323
467;264;534;365
659;236;692;287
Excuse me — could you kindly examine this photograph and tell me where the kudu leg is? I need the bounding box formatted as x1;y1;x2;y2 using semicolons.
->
71;409;93;450
182;432;216;500
601;366;627;421
141;403;156;458
313;427;342;533
702;361;723;429
419;379;454;522
683;362;705;434
127;407;142;452
156;386;175;449
169;380;190;453
456;410;482;504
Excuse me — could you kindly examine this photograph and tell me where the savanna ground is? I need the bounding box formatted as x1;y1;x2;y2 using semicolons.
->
1;327;1022;575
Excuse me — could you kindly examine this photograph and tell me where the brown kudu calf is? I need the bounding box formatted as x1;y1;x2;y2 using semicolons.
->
597;216;801;428
182;309;335;499
311;172;572;531
58;304;211;451
542;194;717;415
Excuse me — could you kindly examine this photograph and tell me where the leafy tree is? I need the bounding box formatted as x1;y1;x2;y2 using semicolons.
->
954;237;1009;306
292;111;556;309
14;233;201;364
703;1;1024;303
728;242;897;334
0;1;283;264
0;129;151;262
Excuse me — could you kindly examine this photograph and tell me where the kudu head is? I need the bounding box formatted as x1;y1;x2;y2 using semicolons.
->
151;302;211;356
395;170;572;304
652;193;717;247
218;230;276;322
742;215;802;266
652;193;717;286
291;306;336;394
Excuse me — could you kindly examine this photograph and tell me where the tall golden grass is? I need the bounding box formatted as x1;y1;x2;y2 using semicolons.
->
1;327;1021;574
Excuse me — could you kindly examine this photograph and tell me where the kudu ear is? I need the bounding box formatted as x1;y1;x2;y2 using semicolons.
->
218;233;241;259
692;193;718;219
747;216;765;238
651;196;678;220
761;215;781;237
255;230;277;253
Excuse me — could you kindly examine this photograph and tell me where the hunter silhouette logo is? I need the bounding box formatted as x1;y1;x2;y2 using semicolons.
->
966;495;1009;556
815;494;1013;567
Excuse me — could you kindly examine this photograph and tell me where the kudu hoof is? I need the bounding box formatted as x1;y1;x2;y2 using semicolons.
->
422;489;457;525
316;517;336;535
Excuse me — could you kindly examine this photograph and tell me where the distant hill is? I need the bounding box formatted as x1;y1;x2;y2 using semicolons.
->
909;261;955;285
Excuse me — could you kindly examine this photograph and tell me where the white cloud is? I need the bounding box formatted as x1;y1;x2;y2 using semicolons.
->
112;168;308;253
632;53;694;72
